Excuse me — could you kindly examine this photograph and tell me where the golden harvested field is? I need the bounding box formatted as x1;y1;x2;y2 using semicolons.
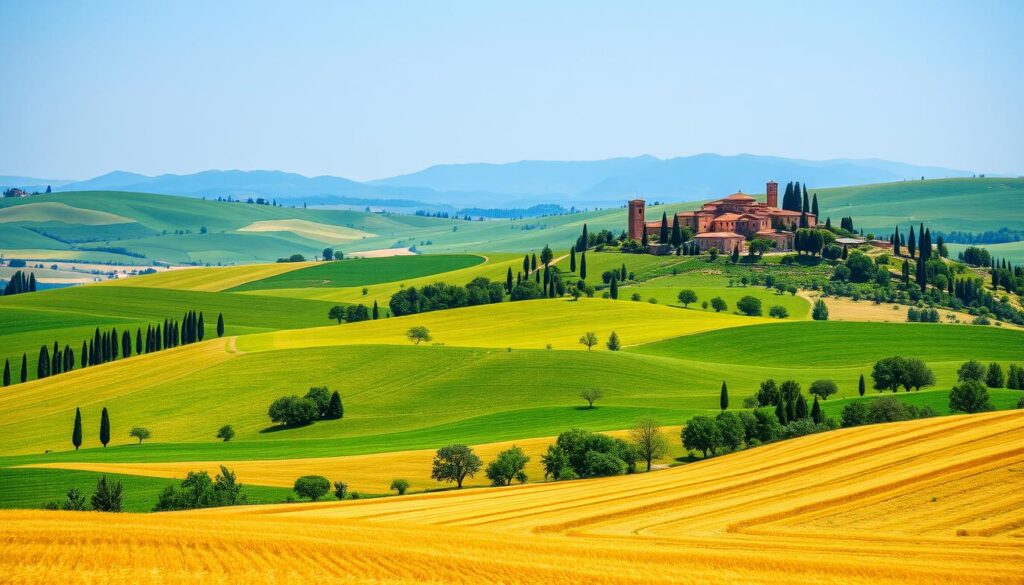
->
104;262;316;291
3;411;1022;584
798;292;1020;329
237;219;375;242
21;427;683;492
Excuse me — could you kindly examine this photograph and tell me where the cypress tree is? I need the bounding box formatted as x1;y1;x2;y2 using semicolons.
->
155;324;162;351
531;254;537;272
731;246;740;264
936;234;945;258
99;407;110;447
543;265;550;286
38;345;50;379
135;328;142;355
72;407;83;450
907;225;916;258
82;340;88;368
787;397;797;422
796;395;808;420
523;254;530;275
720;381;729;411
2;359;9;386
670;214;682;249
580;223;589;251
659;212;668;242
811;193;819;216
64;345;73;372
20;353;27;383
28;273;36;291
893;226;901;256
802;190;810;213
783;182;794;211
858;374;865;396
217;314;225;337
325;390;344;419
52;341;61;375
506;267;514;293
609;275;618;299
641;228;648;248
923;228;932;261
534;267;540;283
198;311;205;341
122;330;131;358
372;300;380;320
579;252;587;280
775;399;788;424
811;396;823;424
570;248;576;273
111;329;119;359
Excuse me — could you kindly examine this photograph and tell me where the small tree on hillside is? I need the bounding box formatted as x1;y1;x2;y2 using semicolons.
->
540;245;553;266
736;296;762;316
216;313;225;337
858;374;866;396
710;296;727;312
812;299;829;320
129;427;151;444
390;479;410;495
431;444;482;489
606;331;621;351
682;416;722;458
630;417;668;472
949;380;991;414
99;407;111;447
407;326;432;345
957;360;985;383
985;362;1005;388
328;306;346;324
293;475;330;501
579;388;604;409
216;424;235;442
322;248;334;261
325;390;344;419
90;476;124;512
578;331;598;351
720;381;729;411
808;379;838;400
677;289;698;308
72;407;83;450
485;446;530;486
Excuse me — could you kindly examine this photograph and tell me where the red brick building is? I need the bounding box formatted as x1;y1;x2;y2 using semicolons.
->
626;181;816;253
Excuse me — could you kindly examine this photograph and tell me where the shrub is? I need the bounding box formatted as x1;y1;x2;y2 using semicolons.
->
948;380;991;414
736;296;762;316
543;428;634;479
768;305;788;319
985;362;1005;388
840;401;870;427
333;481;348;500
268;395;319;427
630;292;642;302
154;466;245;511
389;479;410;495
957;360;986;383
710;296;727;312
293;475;331;501
716;411;745;452
304;386;331;417
582;450;628;477
90;476;124;512
868;396;915;423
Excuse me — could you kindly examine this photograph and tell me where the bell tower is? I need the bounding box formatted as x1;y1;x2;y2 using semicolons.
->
628;199;645;241
766;181;778;208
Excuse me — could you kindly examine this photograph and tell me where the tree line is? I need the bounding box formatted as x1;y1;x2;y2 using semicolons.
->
3;270;37;295
2;311;225;387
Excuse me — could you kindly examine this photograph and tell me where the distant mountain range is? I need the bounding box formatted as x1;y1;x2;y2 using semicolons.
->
2;154;975;209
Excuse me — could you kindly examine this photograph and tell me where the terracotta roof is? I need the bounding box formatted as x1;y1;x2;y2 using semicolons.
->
723;192;755;201
713;213;741;221
770;209;803;216
694;231;744;239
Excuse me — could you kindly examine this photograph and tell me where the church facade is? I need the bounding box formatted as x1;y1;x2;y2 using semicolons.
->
627;181;816;253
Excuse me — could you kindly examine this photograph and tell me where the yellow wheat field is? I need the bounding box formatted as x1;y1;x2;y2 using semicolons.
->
3;411;1023;584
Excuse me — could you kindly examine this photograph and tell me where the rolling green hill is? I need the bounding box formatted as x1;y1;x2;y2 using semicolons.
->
2;178;1018;265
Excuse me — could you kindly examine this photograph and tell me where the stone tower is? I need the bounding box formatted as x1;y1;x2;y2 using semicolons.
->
628;199;645;241
766;181;778;208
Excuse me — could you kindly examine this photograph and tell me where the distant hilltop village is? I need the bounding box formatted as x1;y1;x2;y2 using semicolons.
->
628;181;829;254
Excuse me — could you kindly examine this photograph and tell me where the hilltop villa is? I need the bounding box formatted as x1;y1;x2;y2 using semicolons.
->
627;181;816;253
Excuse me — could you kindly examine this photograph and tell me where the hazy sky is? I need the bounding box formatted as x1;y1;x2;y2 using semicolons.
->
1;1;1021;180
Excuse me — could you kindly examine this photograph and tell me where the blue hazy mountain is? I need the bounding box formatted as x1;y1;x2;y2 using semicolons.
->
47;154;974;208
0;175;76;191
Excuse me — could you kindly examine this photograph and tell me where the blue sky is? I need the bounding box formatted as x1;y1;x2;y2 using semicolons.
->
1;0;1021;180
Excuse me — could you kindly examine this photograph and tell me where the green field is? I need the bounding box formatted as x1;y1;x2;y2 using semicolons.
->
947;241;1024;265
229;254;485;291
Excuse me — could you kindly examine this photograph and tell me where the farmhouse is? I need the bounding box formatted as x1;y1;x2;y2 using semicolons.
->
628;181;816;253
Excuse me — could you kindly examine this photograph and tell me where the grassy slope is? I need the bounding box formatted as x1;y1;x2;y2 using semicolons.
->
229;254;485;291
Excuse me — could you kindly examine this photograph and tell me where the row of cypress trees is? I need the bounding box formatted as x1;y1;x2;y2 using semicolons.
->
3;270;36;295
780;182;819;215
71;405;110;450
1;312;225;387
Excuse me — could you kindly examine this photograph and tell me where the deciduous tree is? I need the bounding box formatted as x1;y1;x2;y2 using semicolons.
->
431;444;482;488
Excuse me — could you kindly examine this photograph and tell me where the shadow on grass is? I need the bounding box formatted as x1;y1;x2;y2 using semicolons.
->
259;422;315;434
